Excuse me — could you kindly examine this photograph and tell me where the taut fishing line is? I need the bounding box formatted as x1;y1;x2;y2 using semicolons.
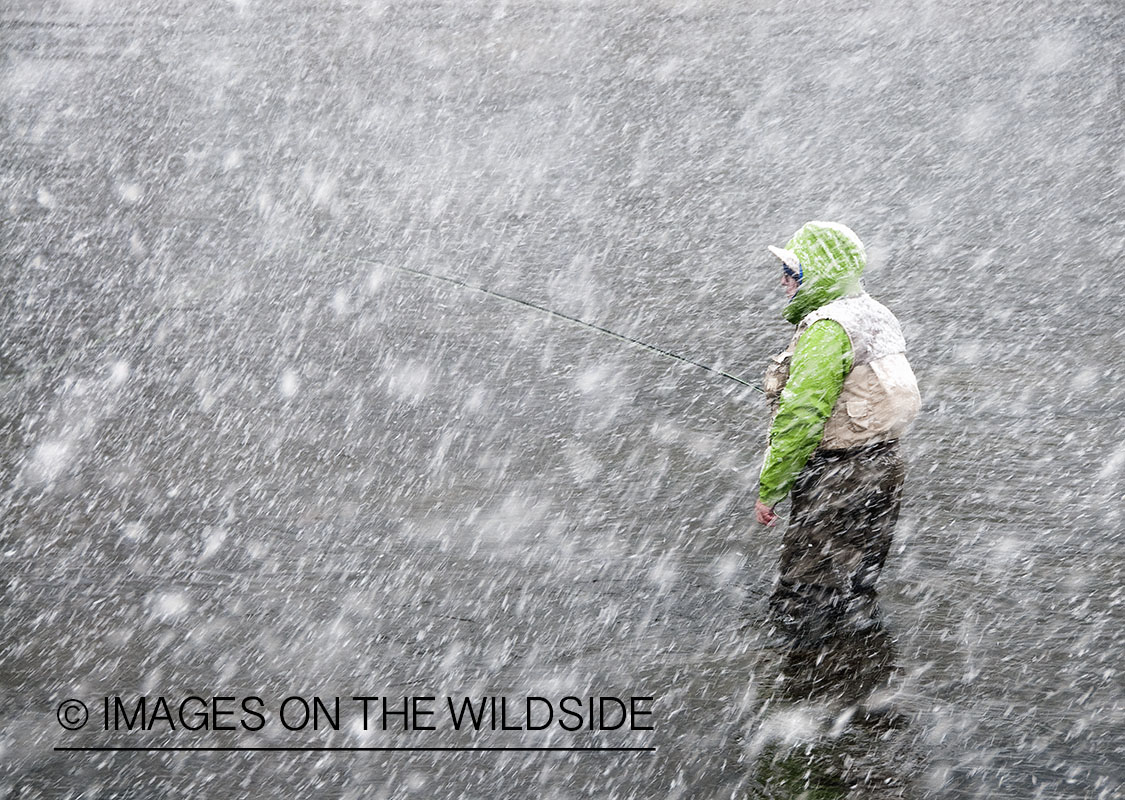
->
363;259;763;393
2;246;761;395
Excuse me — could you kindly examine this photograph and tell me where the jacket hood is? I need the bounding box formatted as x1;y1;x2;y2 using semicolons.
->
776;221;866;324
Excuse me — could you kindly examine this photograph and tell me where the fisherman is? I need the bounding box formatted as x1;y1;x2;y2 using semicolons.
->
754;221;921;632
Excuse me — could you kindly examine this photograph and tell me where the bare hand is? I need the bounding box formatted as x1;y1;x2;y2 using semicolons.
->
755;500;778;527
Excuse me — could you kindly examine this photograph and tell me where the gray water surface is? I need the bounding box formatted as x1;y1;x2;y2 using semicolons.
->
2;1;1122;798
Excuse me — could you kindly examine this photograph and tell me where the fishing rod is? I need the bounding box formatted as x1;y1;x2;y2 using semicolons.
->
363;259;764;394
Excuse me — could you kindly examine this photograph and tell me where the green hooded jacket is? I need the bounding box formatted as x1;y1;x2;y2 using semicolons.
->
758;221;867;507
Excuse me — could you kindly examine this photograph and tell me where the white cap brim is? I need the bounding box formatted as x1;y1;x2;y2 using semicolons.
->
768;245;801;270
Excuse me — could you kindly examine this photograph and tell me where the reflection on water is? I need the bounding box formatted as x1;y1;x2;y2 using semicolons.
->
748;610;917;799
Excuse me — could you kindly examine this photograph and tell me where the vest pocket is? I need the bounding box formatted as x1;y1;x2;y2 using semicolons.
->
844;399;871;431
763;351;791;399
869;354;921;426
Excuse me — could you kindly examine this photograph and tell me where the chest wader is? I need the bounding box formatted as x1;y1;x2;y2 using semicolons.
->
769;441;905;631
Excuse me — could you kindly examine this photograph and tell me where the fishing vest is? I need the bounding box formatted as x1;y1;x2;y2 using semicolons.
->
763;293;921;450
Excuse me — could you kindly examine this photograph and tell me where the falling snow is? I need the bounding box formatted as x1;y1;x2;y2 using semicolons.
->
1;0;1123;799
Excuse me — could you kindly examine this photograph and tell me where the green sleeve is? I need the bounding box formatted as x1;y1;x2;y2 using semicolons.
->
758;319;853;507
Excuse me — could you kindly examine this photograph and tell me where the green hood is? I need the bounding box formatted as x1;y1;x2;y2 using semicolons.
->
777;221;866;324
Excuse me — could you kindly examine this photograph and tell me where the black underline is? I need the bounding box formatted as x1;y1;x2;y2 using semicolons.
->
55;746;655;753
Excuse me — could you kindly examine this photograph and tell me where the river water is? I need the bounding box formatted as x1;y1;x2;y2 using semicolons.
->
2;0;1122;797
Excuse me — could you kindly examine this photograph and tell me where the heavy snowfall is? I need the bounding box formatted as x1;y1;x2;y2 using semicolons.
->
1;0;1122;797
